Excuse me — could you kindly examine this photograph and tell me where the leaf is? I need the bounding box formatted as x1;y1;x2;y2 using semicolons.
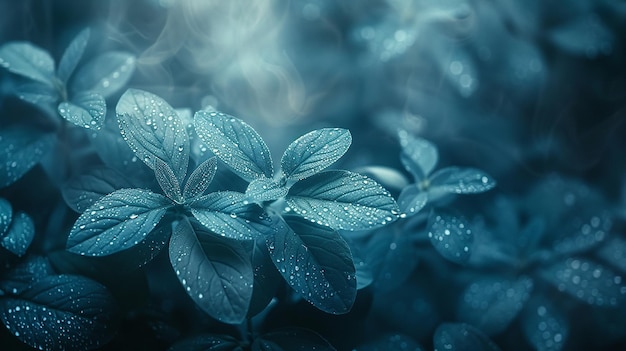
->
397;185;428;216
428;211;473;264
57;28;90;83
183;157;218;200
155;157;184;203
365;228;418;293
189;191;274;240
433;323;502;351
245;177;288;203
550;211;611;256
0;198;11;235
1;212;35;257
457;276;533;335
521;297;568;351
61;167;135;213
398;132;438;181
116;89;190;183
247;237;282;317
66;188;173;256
71;51;136;98
353;165;410;191
14;82;58;106
0;274;117;351
280;128;351;181
355;333;425;351
286;170;400;231
540;257;626;307
169;219;253;324
0;42;56;86
429;167;496;194
597;236;626;274
0;256;55;295
0;126;56;188
194;110;273;180
252;328;337;351
58;91;106;130
267;215;356;314
168;334;243;351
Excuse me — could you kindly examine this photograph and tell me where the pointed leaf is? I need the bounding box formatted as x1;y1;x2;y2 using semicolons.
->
71;51;136;98
0;42;56;86
428;211;473;264
58;91;106;130
286;170;399;231
429;167;496;194
252;328;336;351
116;89;190;183
194;110;273;180
0;126;56;188
434;323;501;351
267;215;356;314
189;191;274;240
57;28;90;83
397;185;428;216
61;167;135;213
245;177;288;204
183;157;217;200
0;274;117;351
522;297;568;351
1;212;35;257
398;132;438;181
168;334;243;351
0;198;11;235
0;256;55;295
155;157;183;203
365;228;418;293
280;128;351;181
354;165;410;191
66;188;173;256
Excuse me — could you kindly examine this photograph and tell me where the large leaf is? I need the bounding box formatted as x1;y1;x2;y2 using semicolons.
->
364;228;418;293
168;334;243;351
252;328;336;351
116;89;190;183
521;297;568;351
280;128;351;181
189;191;274;240
0;198;11;235
0;256;55;296
0;42;56;86
433;323;501;351
58;91;106;130
183;157;217;200
286;170;399;231
398;132;438;181
66;188;173;256
428;211;474;264
155;157;183;203
194;110;273;180
429;167;496;194
245;177;288;204
0;274;117;351
61;167;134;213
71;51;136;98
169;219;253;324
267;215;356;314
0;126;56;188
1;212;35;257
57;28;90;83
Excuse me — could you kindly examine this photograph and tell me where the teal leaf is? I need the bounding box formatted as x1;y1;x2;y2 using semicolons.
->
183;157;217;200
245;177;288;204
429;167;496;194
267;215;356;314
434;323;502;351
168;334;243;351
155;157;183;203
280;128;351;181
597;236;626;274
457;276;533;335
355;333;425;351
428;211;473;264
0;274;117;351
116;89;190;183
522;298;568;351
169;219;253;324
252;328;337;351
397;185;428;216
0;256;55;295
0;42;56;86
61;167;134;213
189;191;274;240
71;51;136;98
57;28;90;83
0;126;56;188
89;117;150;174
353;165;410;192
0;198;11;235
286;170;400;231
58;91;106;130
66;188;173;256
550;211;611;256
194;110;273;180
365;228;418;293
398;132;438;181
1;212;35;257
14;82;58;106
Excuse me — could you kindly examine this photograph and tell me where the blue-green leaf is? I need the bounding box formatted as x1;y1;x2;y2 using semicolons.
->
67;188;173;256
183;157;217;200
267;215;356;314
428;211;473;264
14;82;58;106
521;297;568;351
116;89;190;183
433;323;501;351
397;185;428;216
58;91;106;130
280;128;351;181
169;219;253;324
0;126;56;188
194;111;273;180
0;274;117;351
429;167;496;194
57;28;90;83
597;236;626;274
168;334;243;351
71;51;136;98
247;237;282;317
61;167;135;213
365;228;418;293
354;165;410;192
286;170;399;231
252;328;337;351
245;177;288;204
398;132;438;181
189;191;274;240
155;157;183;203
0;256;55;295
0;198;11;235
0;42;56;86
1;212;35;257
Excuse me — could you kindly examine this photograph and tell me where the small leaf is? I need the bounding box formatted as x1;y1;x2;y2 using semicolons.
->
0;274;117;351
71;51;136;98
429;167;496;194
356;333;425;351
280;128;351;181
397;185;428;216
57;28;90;83
521;297;568;351
183;157;217;200
433;323;502;351
66;188;173;256
0;198;12;235
286;170;400;231
0;126;56;188
169;219;253;324
398;132;438;181
245;177;288;203
267;215;356;314
252;328;337;351
0;42;56;86
58;91;106;130
365;228;418;293
1;212;35;257
155;157;183;203
61;167;135;213
116;89;190;183
194;110;273;180
168;334;243;351
550;211;611;256
14;82;58;106
189;191;275;240
428;211;473;264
